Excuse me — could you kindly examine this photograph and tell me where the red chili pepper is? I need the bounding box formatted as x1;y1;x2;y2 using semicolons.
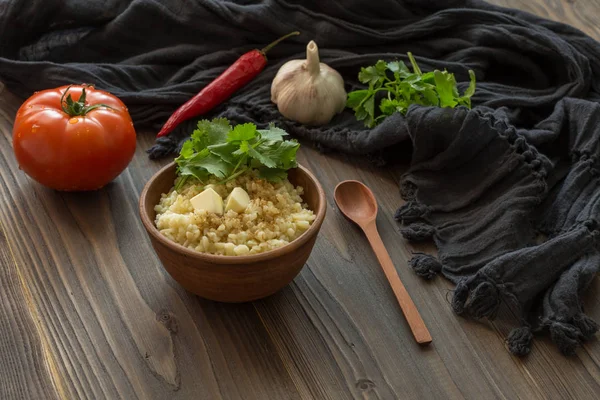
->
156;31;300;138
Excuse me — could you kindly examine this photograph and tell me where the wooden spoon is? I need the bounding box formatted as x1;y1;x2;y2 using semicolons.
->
334;180;432;345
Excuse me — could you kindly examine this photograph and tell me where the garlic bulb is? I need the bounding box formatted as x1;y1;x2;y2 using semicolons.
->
271;40;347;126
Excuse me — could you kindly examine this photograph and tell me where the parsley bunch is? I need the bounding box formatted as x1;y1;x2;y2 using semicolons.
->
347;52;476;128
174;118;299;191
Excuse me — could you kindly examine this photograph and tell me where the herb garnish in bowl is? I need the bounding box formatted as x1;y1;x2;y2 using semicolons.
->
153;118;316;257
174;118;300;191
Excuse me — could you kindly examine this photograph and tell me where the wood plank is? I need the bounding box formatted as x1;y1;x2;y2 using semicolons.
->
0;196;60;399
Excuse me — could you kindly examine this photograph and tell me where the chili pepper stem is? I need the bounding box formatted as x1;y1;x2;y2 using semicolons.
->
260;31;300;55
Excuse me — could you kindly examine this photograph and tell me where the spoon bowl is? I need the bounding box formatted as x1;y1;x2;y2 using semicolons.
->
333;180;432;345
334;180;378;224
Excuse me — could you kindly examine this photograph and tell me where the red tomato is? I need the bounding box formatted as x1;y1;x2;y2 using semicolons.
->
12;84;137;191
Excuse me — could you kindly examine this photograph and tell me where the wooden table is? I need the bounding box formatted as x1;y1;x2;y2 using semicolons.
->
2;1;600;399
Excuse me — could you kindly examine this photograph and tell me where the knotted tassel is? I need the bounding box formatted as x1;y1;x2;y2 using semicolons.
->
467;281;501;319
451;281;469;315
572;314;599;340
549;321;582;356
394;201;429;224
409;254;442;280
450;277;502;319
400;180;417;201
507;326;533;356
401;223;435;242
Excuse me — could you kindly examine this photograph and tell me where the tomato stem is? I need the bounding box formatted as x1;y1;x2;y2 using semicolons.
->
60;85;115;117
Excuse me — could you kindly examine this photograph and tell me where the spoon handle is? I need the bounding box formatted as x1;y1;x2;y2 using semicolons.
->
362;221;432;345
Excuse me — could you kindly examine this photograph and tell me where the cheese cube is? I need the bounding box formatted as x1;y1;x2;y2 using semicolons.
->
190;187;223;215
225;187;250;213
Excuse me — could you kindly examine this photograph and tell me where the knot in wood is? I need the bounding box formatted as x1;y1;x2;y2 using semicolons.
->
355;378;375;391
156;308;178;333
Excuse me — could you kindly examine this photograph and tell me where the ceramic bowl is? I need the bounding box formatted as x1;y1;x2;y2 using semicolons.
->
139;162;326;302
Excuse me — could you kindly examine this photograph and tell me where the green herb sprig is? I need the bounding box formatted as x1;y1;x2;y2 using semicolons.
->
174;118;299;191
346;52;476;128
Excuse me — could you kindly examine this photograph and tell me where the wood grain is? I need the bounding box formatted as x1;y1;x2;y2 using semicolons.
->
0;1;599;399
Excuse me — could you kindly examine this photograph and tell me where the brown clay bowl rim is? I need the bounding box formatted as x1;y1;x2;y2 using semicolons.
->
139;161;327;265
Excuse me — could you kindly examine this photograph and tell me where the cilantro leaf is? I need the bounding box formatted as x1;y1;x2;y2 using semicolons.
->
207;142;239;164
358;60;387;86
258;167;288;182
362;95;376;128
379;98;399;115
386;60;409;75
179;140;194;158
178;165;209;182
256;140;299;169
247;146;276;168
422;88;439;106
434;70;458;108
258;124;288;142
233;140;250;156
228;123;257;142
200;118;231;143
192;153;233;179
346;90;369;109
191;118;231;151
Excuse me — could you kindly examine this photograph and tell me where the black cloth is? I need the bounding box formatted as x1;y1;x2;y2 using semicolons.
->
1;0;599;356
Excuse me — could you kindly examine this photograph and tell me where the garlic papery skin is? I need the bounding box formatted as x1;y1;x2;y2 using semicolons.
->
271;40;347;126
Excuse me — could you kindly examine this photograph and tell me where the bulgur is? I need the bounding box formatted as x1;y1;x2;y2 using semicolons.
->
154;170;315;255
